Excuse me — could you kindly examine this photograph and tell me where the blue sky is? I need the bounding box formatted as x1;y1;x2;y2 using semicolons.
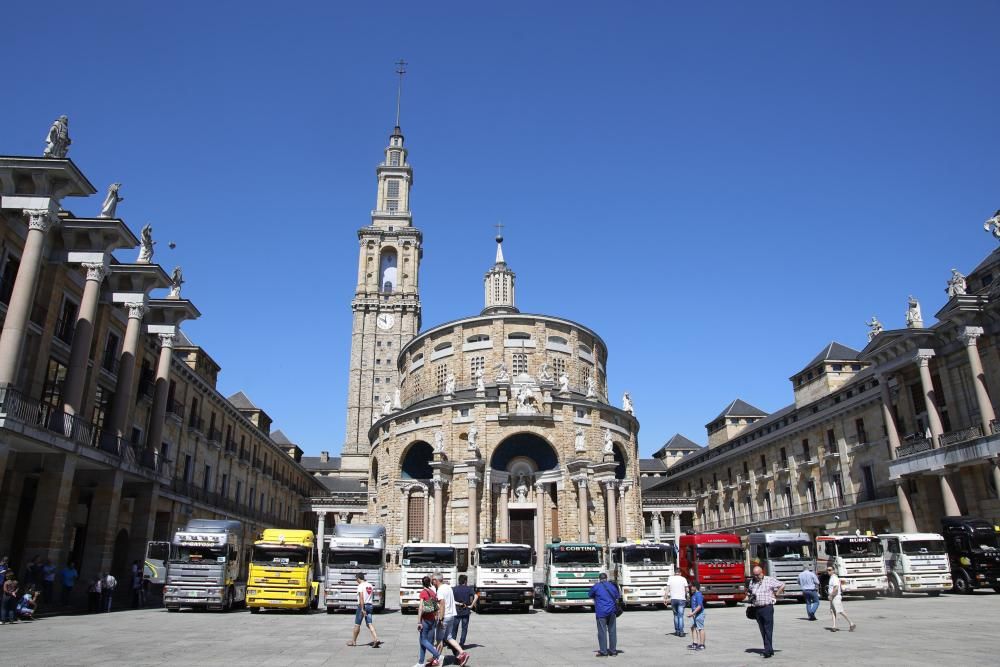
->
4;1;999;457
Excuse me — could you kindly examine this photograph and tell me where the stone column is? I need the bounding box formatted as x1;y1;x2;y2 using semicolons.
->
618;484;628;539
916;352;944;445
24;453;77;564
424;492;431;541
534;482;545;561
145;333;175;456
467;474;479;552
895;482;918;532
107;303;146;438
671;512;681;537
0;209;55;386
80;469;124;576
62;263;107;416
499;483;510;541
399;488;409;543
433;478;444;542
960;327;996;433
652;512;661;543
938;471;962;517
879;374;903;456
604;481;618;544
129;482;160;565
992;460;1000;501
576;477;589;543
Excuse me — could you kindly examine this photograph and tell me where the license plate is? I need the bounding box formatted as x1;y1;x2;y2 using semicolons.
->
186;591;199;597
500;601;512;605
717;595;733;599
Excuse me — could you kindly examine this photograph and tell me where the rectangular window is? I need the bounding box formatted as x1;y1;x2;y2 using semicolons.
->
91;385;110;430
42;358;68;410
470;355;485;380
386;200;399;212
826;429;836;448
855;417;867;444
183;455;192;483
386;179;400;197
55;296;78;344
512;352;528;376
0;253;20;304
102;331;120;373
203;465;212;489
236;480;242;504
553;356;567;380
759;454;766;472
435;364;448;393
389;151;400;166
801;439;810;461
220;474;228;497
780;447;788;466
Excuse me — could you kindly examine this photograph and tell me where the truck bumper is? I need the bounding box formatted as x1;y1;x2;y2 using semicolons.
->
247;588;309;609
620;587;666;605
477;588;533;611
546;587;594;608
163;589;226;610
327;589;383;611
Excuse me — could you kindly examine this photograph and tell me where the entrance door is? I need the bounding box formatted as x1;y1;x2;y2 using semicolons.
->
509;509;534;545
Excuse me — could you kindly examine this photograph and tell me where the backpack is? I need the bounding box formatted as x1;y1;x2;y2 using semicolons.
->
420;588;439;615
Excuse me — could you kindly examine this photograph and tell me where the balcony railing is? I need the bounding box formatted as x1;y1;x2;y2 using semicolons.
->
697;488;895;531
54;316;75;344
897;437;933;458
939;425;984;447
187;415;204;433
166;399;185;420
100;354;119;376
207;427;222;444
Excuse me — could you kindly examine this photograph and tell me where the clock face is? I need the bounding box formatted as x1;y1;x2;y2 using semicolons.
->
377;313;395;330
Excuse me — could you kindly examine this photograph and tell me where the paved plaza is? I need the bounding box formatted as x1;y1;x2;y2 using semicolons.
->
5;591;998;666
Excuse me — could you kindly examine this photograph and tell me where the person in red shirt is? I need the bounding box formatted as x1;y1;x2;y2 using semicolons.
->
417;576;442;667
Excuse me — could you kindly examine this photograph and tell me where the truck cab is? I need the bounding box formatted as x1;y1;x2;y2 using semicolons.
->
399;542;458;613
164;519;247;612
144;540;175;587
325;524;387;613
473;542;535;612
607;542;674;608
940;516;1000;594
816;534;887;598
247;529;318;613
678;533;747;605
542;541;604;611
878;532;951;596
747;531;813;598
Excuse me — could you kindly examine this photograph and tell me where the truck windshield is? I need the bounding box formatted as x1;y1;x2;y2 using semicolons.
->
551;547;601;566
146;542;170;562
252;546;309;566
971;530;1000;552
833;539;882;558
766;542;812;560
402;548;456;566
622;546;673;565
479;548;532;566
329;550;383;566
174;546;226;563
696;546;742;562
900;540;946;555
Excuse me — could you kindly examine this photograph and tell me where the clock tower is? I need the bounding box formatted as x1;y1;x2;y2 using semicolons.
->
341;120;422;473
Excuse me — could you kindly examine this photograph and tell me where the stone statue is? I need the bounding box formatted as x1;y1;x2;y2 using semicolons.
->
381;397;392;415
392;386;402;410
444;372;456;396
514;473;529;500
137;224;156;264
866;316;883;342
167;266;184;299
586;375;597;399
467;425;478;451
43;115;71;158
603;429;614;455
98;183;123;218
575;428;586;453
495;361;510;383
946;268;967;297
622;392;634;415
434;430;445;453
539;362;553;382
984;209;1000;240
516;384;538;414
905;295;923;329
557;372;569;394
475;367;485;392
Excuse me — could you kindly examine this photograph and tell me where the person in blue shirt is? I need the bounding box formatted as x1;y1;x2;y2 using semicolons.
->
686;582;706;651
587;572;621;657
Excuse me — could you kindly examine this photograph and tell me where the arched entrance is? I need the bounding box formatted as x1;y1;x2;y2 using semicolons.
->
400;441;433;542
490;433;559;551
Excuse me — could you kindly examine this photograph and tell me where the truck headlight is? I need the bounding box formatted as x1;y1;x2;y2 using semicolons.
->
552;589;567;597
295;591;307;596
523;591;533;597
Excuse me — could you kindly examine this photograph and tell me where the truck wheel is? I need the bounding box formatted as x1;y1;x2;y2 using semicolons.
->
861;591;877;600
724;600;737;607
953;574;973;595
326;607;335;614
888;578;903;598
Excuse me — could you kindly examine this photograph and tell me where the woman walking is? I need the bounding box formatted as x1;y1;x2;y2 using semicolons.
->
414;576;442;667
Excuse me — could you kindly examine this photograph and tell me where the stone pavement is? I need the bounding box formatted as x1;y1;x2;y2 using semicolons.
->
3;592;998;666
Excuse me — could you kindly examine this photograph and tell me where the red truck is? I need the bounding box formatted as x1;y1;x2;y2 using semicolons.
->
678;533;748;605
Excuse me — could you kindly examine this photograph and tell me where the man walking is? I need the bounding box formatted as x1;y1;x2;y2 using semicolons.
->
664;570;689;637
797;565;820;621
588;572;620;657
686;582;706;651
451;574;479;646
60;561;78;606
348;572;381;648
748;565;784;659
827;566;857;632
432;573;470;666
101;572;117;612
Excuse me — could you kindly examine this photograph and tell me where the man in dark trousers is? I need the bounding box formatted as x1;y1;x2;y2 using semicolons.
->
748;565;785;659
450;574;479;646
588;572;621;657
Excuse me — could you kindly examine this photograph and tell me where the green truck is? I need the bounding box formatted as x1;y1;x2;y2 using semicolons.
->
542;541;605;611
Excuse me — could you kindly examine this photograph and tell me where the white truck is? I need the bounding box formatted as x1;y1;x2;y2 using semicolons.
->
325;524;387;613
748;531;814;598
606;542;674;608
878;533;952;596
399;542;458;613
163;519;247;611
473;542;535;612
816;534;887;599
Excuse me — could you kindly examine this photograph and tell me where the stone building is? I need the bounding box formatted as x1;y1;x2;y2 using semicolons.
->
0;124;324;593
644;235;1000;537
307;122;641;569
638;434;699;544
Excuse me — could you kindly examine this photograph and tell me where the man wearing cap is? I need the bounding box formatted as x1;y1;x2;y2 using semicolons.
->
588;572;621;657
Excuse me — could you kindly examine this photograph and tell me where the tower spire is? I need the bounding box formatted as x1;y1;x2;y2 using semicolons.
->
394;59;407;129
495;221;505;264
483;226;517;315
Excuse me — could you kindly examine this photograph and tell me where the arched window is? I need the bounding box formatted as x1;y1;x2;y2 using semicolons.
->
379;248;398;293
467;334;490;343
507;332;531;340
547;335;567;345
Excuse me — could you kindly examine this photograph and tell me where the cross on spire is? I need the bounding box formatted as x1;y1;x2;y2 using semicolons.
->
395;59;408;127
494;221;504;241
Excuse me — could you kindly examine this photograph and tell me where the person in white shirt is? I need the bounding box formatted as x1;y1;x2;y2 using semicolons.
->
432;573;470;666
348;573;381;647
826;566;856;632
101;573;117;613
664;572;689;637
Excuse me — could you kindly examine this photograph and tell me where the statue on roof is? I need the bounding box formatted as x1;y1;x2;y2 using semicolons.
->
866;316;883;342
539;362;553;383
467;425;478;452
167;266;184;299
905;295;923;329
137;224;155;264
984;209;1000;240
946;268;967;298
444;372;456;396
559;372;570;394
392;386;402;410
381;397;392;416
586;375;597;399
43;115;71;158
494;361;510;384
622;392;634;415
434;430;445;453
98;183;123;218
603;429;614;455
475;367;485;392
516;384;538;414
575;428;586;453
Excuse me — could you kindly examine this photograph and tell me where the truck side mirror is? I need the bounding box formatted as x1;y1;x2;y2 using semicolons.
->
532;554;537;566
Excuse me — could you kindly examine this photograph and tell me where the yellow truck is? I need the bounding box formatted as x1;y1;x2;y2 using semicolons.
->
247;529;319;613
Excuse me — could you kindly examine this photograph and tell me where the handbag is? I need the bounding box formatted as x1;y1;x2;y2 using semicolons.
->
745;589;757;620
604;582;624;618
